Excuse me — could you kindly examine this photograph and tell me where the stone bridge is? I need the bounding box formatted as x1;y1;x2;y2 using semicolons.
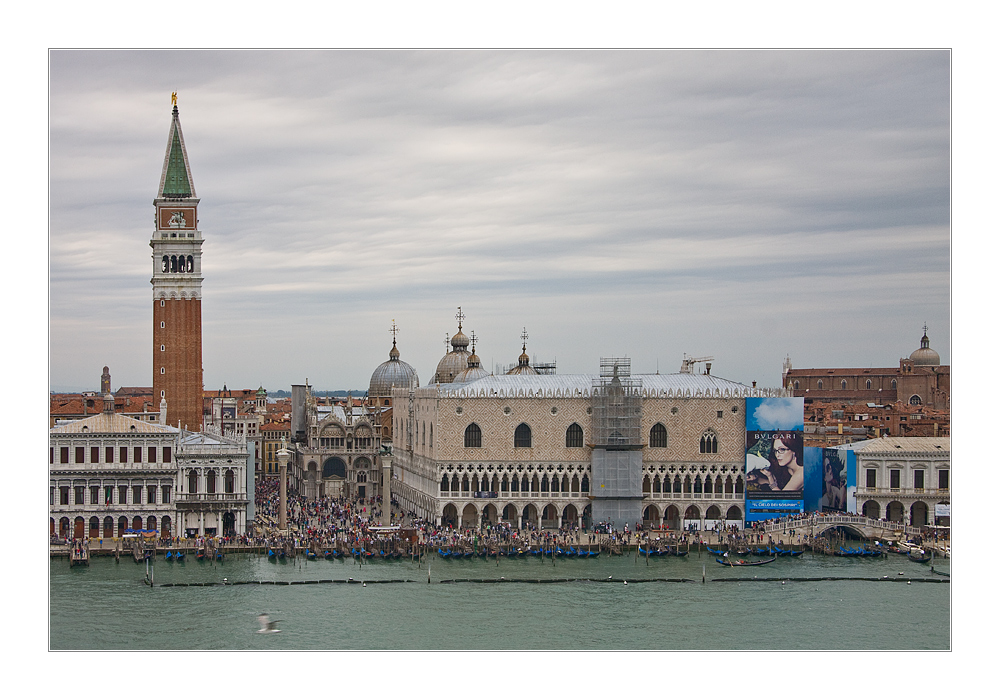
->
761;514;922;540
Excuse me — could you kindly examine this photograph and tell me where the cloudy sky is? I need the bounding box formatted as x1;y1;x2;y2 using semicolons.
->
49;50;950;393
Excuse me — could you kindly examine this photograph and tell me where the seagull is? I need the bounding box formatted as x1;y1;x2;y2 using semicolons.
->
257;614;281;634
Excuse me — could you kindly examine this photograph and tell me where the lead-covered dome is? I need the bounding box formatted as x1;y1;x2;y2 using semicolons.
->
506;341;538;376
454;343;490;384
434;318;472;384
369;340;419;397
909;327;941;366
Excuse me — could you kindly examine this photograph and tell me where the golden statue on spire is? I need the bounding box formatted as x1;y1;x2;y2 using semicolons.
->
171;92;178;106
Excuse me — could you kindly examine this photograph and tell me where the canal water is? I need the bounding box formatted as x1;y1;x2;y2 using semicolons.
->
49;551;949;650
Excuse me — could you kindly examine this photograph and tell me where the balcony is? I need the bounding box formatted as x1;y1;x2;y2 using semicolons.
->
855;487;946;499
175;493;247;508
644;491;740;500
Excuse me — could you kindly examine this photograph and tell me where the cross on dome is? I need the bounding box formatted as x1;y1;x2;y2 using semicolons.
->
456;306;466;330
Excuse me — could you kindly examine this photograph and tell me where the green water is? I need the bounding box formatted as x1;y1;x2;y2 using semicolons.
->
50;552;949;650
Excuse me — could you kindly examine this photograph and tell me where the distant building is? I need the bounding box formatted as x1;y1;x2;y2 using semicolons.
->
782;326;949;411
49;368;157;427
803;400;949;447
261;420;291;475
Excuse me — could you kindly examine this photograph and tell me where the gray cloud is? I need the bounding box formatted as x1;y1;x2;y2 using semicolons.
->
49;50;949;392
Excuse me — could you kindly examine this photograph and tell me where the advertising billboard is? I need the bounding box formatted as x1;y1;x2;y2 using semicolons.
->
745;397;805;523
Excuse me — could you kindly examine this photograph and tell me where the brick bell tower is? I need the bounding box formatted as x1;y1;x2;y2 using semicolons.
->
151;95;204;432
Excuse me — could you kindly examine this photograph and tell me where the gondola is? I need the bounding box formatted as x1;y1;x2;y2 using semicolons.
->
324;551;334;560
268;548;276;559
306;550;317;560
175;551;185;561
671;548;688;557
716;556;776;566
438;548;450;558
215;551;224;561
165;551;173;560
277;549;286;559
707;547;726;555
908;550;932;563
196;550;206;561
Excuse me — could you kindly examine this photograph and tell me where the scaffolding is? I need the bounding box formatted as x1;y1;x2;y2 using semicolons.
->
590;358;643;447
589;358;644;527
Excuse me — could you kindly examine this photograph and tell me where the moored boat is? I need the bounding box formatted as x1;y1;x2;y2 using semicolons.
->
717;553;776;566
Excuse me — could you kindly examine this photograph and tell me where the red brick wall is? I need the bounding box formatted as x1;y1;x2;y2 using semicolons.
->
153;298;203;431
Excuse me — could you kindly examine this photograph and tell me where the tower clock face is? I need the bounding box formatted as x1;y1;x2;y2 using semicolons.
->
158;206;196;230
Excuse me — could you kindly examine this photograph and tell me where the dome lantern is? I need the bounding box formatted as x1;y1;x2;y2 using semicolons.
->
908;324;941;366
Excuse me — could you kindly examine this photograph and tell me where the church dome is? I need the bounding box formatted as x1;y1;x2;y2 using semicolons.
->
434;312;473;383
506;340;538;376
454;346;490;384
451;329;470;351
369;340;419;397
909;327;940;366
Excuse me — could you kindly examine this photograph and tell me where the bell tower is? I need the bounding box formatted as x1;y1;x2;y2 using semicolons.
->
151;95;204;432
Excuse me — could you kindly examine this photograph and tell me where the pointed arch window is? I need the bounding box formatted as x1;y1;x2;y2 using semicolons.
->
565;423;583;448
866;379;872;390
841;379;848;390
514;423;532;448
817;380;823;390
649;423;668;448
891;379;897;389
464;423;482;448
699;430;718;454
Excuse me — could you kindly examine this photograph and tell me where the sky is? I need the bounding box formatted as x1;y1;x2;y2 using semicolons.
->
48;49;951;393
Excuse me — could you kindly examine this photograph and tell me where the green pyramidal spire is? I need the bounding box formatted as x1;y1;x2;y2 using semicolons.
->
158;105;196;199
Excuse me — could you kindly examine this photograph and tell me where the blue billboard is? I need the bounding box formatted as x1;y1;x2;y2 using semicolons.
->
745;397;805;523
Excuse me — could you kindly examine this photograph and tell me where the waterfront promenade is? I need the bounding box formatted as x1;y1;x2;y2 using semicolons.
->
51;476;949;561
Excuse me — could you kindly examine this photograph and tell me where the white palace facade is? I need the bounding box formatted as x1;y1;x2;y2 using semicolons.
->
390;358;786;531
50;393;252;540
